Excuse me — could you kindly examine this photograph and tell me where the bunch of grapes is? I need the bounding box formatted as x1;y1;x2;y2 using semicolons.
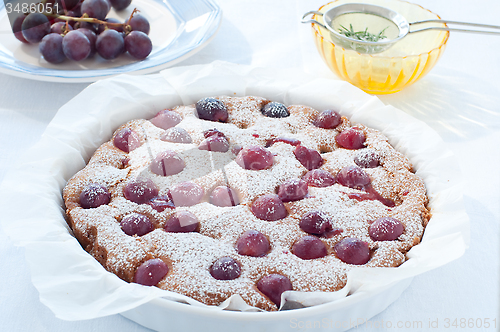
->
12;0;152;64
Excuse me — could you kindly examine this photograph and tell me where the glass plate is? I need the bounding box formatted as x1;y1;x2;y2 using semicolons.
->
0;0;222;82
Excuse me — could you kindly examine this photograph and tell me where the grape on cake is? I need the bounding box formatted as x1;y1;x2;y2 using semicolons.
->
63;96;430;311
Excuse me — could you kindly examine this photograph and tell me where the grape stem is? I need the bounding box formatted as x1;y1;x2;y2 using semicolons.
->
46;10;139;32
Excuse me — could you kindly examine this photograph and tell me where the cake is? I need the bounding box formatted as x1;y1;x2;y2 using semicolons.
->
62;96;430;311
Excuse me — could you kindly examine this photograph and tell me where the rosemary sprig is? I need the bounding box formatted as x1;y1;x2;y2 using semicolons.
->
338;24;389;42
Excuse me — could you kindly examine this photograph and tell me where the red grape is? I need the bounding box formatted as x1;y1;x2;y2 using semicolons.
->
210;257;241;280
109;0;131;11
354;148;380;168
120;213;154;236
302;169;335;187
335;127;366;149
148;195;175;212
277;178;308;202
265;137;301;148
21;13;51;43
257;274;292;307
169;182;203;206
164;210;199;233
150;150;185;176
334;238;370;265
251;194;287;221
235;230;270;257
81;0;110;20
299;211;331;235
12;15;28;43
113;127;141;152
134;258;168;286
313;109;341;129
51;22;72;34
125;31;152;60
127;14;150;35
123;178;159;204
369;217;404;241
39;33;65;64
195;97;228;122
335;165;371;190
77;28;97;57
261;102;289;118
209;186;239;207
235;146;274;170
198;136;229;152
160;127;192;144
79;183;110;208
62;30;91;61
96;29;124;60
293;145;323;170
292;236;328;260
150;109;181;130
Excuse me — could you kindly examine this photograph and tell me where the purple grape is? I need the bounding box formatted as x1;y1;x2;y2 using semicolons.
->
79;183;110;208
12;15;28;43
134;258;168;286
62;30;91;61
198;136;229;152
81;0;110;20
127;14;150;35
160;127;192;144
210;257;241;280
21;13;51;43
236;230;270;257
251;194;287;221
96;29;124;60
235;146;274;170
109;0;131;10
257;274;292;307
148;195;175;212
336;127;366;149
203;128;226;139
313;110;341;129
164;210;199;233
113;127;141;152
39;33;66;64
293;145;323;171
125;30;152;60
195;98;228;122
51;22;72;34
261;102;289;118
369;217;404;241
73;21;97;33
168;181;203;207
292;236;328;260
209;186;239;207
150;109;181;130
299;211;331;235
77;28;97;57
334;238;370;265
150;150;185;176
123;178;159;204
335;165;371;190
120;213;154;236
302;169;335;187
354;149;380;168
277;178;308;202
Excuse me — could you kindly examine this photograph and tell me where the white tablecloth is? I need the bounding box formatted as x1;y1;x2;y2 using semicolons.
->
0;0;498;331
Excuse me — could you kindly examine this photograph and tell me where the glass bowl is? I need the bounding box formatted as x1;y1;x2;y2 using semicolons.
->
309;0;450;94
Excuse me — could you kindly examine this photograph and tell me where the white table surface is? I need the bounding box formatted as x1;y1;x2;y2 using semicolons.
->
1;0;499;331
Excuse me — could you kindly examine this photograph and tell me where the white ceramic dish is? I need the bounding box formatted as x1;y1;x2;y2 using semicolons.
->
0;0;222;82
0;62;468;331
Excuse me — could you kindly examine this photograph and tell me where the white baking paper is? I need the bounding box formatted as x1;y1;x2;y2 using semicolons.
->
0;61;469;324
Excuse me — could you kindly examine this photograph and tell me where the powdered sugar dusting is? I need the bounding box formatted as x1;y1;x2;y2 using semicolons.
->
63;96;430;311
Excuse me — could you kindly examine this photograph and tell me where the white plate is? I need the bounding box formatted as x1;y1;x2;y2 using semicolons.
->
0;0;222;82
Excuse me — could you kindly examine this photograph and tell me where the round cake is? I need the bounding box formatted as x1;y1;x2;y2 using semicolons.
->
63;96;430;311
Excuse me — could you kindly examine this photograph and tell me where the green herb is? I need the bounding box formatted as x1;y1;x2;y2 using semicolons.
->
338;24;388;42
